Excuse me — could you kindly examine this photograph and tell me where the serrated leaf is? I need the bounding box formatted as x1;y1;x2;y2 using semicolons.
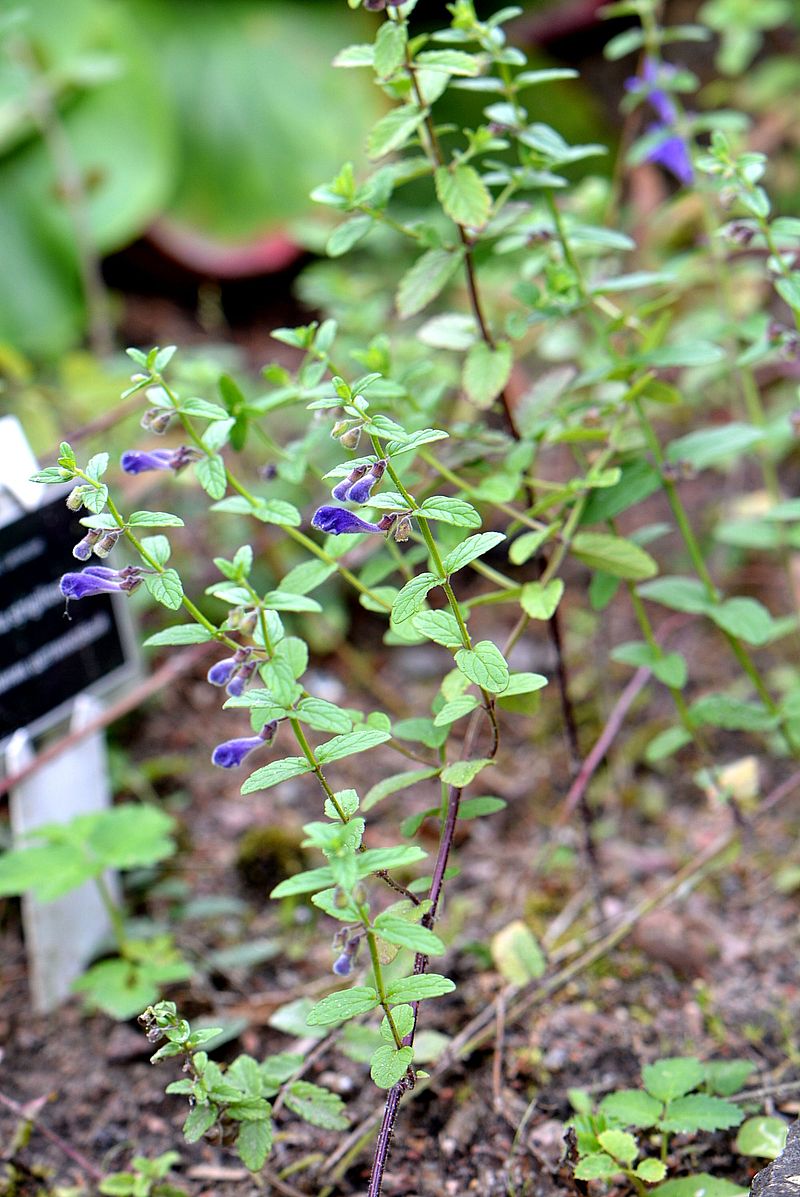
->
690;694;776;732
440;758;491;786
295;698;352;734
598;1129;639;1165
270;866;335;898
643;1058;705;1102
145;570;184;611
392;571;440;623
280;559;337;594
660;1094;744;1133
435;164;491;229
370;1044;414;1089
411;609;464;647
501;672;547;696
386;973;455;1003
315;728;391;765
284;1082;348;1130
261;590;322;614
143;625;214;647
419;495;481;527
236;1117;273;1171
571;532;658;580
356;845;427;875
128;511;184;527
415;49;481;75
396;248;463;319
183;1102;217;1143
491;919;546;985
363;767;439;811
385;427;450;457
373;19;407;78
600;1089;663;1128
520;579;564;620
637;1159;668;1182
241;756;313;795
327;214;373;257
373;915;444;955
463;340;513;408
306;987;380;1025
368;103;426;160
455;640;509;693
704;1060;755;1096
434;695;480;726
574;1153;623;1180
195;455;227;500
441;532;506;576
141;534;171;566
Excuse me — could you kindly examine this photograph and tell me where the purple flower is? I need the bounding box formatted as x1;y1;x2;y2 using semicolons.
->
211;735;265;769
332;464;367;502
211;720;278;769
207;657;239;687
646;132;694;186
347;459;387;504
120;446;199;475
625;56;693;185
312;506;396;536
332;952;353;977
72;530;101;560
60;566;143;600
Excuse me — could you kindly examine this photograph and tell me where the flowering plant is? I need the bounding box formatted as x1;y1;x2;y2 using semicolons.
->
25;0;800;1191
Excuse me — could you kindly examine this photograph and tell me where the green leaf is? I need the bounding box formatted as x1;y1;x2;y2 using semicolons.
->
520;579;564;620
666;423;765;470
435;164;491;229
270;866;335;898
459;796;506;819
704;1060;755;1096
434;695;480;726
363;767;439;811
385;427;450;457
643;341;726;367
455;640;510;693
735;1116;788;1159
370;1044;414;1089
195;455;227;500
396;248;463;319
306;987;380;1025
501;672;548;696
419;495;481;527
490;919;546;985
650;1175;748;1197
261;590;322;614
643;1058;705;1102
598;1129;639;1165
463;341;513;408
441;532;506;576
509;529;552;566
373;915;444;955
440;758;492;786
235;1117;273;1171
611;642;687;688
128;511;184;527
574;1153;623;1180
280;559;337;594
415;49;481;75
368;103;426;160
571;532;657;580
660;1095;744;1133
637;576;711;614
391;572;440;623
690;694;776;732
373;19;407;78
636;1159;668;1182
295;698;352;735
411;610;464;647
145;570;184;611
210;496;302;526
144;625;214;647
315;728;391;765
327;214;373;257
284;1081;348;1130
386;974;455;1003
140;535;171;566
600;1089;664;1129
707;597;777;646
241;756;313;795
356;845;427;875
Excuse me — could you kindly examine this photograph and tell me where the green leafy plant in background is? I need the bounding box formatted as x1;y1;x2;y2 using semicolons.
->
13;0;800;1191
98;1151;187;1197
568;1057;789;1195
0;805;189;1018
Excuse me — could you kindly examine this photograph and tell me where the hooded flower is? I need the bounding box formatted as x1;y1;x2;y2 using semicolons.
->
312;506;396;536
347;459;387;504
211;720;278;769
207;656;240;687
60;565;144;600
332;464;368;502
120;446;199;475
72;530;102;560
625;56;693;186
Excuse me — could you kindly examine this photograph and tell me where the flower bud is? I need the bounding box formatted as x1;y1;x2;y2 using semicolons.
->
339;426;362;450
66;486;87;511
93;530;122;558
393;515;413;542
72;529;102;560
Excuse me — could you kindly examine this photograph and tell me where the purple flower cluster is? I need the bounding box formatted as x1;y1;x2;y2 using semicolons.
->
120;446;200;475
625;57;693;186
60;565;146;600
207;648;258;697
331;459;387;504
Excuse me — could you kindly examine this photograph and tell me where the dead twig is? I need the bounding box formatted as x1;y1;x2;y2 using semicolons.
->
0;1090;103;1182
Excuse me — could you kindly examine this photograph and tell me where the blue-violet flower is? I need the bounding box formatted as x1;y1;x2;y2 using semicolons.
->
120;446;199;475
625;56;693;186
211;720;278;769
60;565;144;600
312;506;396;536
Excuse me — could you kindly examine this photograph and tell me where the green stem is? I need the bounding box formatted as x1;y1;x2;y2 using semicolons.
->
363;923;403;1049
290;718;346;822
